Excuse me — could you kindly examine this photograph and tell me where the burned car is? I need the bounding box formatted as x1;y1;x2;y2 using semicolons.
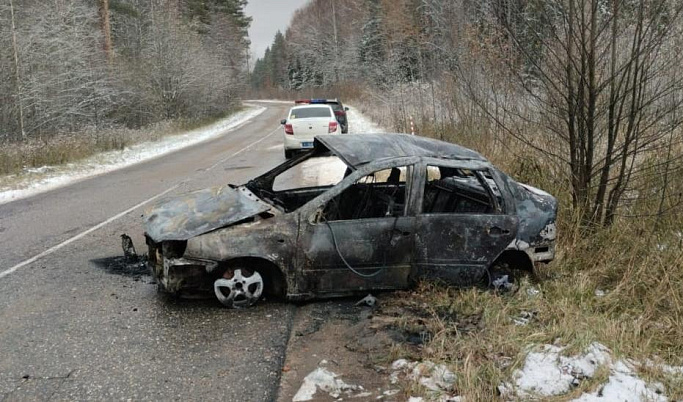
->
144;134;557;307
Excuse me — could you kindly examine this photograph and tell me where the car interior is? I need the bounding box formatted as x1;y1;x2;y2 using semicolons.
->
249;158;499;217
321;167;408;221
423;166;495;214
247;157;410;221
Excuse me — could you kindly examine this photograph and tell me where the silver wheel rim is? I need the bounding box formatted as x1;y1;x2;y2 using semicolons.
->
214;269;263;308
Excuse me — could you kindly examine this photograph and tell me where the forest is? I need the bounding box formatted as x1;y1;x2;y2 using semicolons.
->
0;0;250;170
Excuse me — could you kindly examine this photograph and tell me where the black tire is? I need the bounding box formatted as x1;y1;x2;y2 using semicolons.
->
285;149;294;159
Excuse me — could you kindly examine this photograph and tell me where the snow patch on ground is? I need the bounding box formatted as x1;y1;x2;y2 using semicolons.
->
499;342;677;401
292;367;362;401
0;106;265;205
0;101;386;206
346;106;387;134
390;359;458;401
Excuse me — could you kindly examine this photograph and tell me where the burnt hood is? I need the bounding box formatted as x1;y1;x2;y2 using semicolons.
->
144;185;272;242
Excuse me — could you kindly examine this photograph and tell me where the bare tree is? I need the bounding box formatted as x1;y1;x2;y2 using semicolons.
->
471;0;683;226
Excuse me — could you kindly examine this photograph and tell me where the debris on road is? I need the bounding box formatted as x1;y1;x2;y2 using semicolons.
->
356;294;377;307
120;233;138;262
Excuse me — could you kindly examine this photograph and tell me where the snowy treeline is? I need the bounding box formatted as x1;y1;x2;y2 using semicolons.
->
0;0;250;142
253;0;683;227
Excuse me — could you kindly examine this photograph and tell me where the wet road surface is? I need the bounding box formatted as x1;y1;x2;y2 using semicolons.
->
0;102;297;401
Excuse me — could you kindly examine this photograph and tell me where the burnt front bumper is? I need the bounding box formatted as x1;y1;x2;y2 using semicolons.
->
146;236;218;295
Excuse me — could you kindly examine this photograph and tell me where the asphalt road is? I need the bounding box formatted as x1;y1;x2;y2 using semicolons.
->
0;102;297;401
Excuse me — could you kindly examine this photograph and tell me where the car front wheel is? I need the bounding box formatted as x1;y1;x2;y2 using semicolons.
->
214;267;264;308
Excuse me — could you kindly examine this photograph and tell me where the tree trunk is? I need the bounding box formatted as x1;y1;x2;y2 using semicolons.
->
99;0;113;62
9;0;26;140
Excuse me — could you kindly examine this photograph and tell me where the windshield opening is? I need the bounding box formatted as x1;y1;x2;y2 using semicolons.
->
246;151;350;213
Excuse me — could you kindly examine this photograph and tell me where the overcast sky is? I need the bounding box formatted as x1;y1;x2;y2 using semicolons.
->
245;0;310;61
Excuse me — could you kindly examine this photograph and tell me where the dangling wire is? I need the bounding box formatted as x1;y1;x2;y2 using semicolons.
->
325;220;384;278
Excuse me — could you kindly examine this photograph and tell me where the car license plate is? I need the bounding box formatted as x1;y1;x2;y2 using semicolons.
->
301;142;313;148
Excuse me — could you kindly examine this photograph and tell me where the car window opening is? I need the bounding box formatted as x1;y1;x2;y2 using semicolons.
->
318;165;413;278
321;166;410;222
423;165;496;214
289;107;332;119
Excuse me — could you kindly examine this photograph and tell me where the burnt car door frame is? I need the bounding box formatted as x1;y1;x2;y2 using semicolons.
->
413;158;519;285
293;156;422;297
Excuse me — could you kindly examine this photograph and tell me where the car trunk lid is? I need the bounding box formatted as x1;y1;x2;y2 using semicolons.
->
291;118;331;139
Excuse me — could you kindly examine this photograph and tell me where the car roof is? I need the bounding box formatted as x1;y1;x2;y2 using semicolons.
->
291;104;332;109
315;134;488;168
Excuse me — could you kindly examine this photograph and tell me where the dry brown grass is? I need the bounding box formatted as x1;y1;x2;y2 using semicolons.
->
0;112;239;177
353;96;683;399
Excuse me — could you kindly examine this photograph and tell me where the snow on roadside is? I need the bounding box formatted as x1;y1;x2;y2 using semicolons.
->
0;105;265;205
292;366;362;401
346;105;387;134
0;101;386;205
390;359;459;401
499;342;677;401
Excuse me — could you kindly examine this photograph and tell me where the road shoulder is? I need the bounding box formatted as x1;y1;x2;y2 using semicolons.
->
276;299;401;402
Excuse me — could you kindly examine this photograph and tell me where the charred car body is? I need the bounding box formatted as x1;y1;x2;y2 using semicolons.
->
144;134;557;307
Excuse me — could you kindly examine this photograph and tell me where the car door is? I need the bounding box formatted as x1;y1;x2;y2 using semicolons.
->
295;161;418;296
414;162;518;285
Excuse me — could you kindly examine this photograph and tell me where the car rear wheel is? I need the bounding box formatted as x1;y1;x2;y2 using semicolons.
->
214;267;264;308
485;262;519;293
284;149;294;159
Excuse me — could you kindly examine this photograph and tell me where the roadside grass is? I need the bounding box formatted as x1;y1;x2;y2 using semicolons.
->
352;100;683;399
381;214;683;400
0;110;241;178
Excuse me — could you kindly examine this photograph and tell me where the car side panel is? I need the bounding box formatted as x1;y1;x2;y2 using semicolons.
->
295;217;414;297
414;214;518;284
183;214;299;293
